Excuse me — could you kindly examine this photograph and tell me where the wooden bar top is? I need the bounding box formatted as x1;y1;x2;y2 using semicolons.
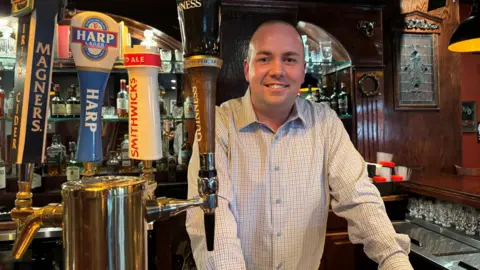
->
400;173;480;209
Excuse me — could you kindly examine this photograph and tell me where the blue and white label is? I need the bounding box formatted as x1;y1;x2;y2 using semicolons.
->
71;17;118;60
76;70;109;163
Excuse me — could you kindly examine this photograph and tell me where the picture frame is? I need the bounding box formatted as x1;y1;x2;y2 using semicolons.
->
462;101;477;133
392;11;442;111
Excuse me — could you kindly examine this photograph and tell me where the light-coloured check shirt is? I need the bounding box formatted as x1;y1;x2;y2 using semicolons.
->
186;89;413;270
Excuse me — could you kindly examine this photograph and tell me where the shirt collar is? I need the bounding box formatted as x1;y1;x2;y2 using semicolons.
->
236;89;309;131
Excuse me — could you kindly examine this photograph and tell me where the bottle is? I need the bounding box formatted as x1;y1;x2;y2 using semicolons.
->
180;131;192;170
66;141;82;181
0;85;4;117
120;134;133;173
305;85;314;102
106;151;120;175
0;148;5;190
167;137;177;182
46;134;66;176
183;96;194;118
338;82;350;116
116;79;129;118
330;81;339;114
318;85;331;108
51;84;66;118
66;84;80;118
6;91;14;118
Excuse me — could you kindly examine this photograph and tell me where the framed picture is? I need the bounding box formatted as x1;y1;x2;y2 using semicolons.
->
393;33;440;110
462;101;477;133
477;122;480;143
392;11;442;111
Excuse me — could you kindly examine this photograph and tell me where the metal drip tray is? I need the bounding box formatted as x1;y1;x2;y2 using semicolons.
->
394;222;479;256
394;219;480;270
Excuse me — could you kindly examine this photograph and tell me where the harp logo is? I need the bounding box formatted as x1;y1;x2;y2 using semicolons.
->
71;18;118;60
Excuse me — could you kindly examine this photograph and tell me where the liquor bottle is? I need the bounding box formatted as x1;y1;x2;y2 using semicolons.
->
51;84;66;118
305;84;314;102
0;84;5;117
46;134;66;176
120;134;133;173
66;141;82;181
6;90;14;118
66;84;80;118
106;151;120;175
0;148;5;190
338;82;350;116
330;81;339;114
116;79;128;118
180;131;192;170
318;84;331;108
167;137;177;182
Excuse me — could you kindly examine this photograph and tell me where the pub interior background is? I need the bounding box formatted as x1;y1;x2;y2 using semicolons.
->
1;0;480;269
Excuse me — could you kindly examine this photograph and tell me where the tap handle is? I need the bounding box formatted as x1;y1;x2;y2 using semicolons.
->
124;46;163;161
69;12;119;163
10;0;59;164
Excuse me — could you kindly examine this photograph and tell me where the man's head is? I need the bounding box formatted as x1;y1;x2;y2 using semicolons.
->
244;20;306;114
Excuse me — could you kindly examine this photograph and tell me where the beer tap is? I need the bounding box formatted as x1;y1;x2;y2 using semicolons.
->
10;0;223;267
9;0;63;258
176;0;223;251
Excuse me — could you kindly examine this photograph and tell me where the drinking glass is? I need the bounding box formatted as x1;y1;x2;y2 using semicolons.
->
160;49;172;61
465;207;478;235
320;41;332;62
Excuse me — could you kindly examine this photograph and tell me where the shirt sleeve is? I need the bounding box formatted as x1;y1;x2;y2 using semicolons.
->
325;108;413;270
185;109;247;270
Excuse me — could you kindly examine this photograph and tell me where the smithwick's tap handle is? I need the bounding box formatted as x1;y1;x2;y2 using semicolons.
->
123;45;163;161
69;12;119;169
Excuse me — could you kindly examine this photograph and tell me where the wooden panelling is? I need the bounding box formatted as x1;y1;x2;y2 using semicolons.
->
322;232;377;270
354;69;385;162
382;0;461;173
217;0;298;105
400;0;429;14
298;3;384;66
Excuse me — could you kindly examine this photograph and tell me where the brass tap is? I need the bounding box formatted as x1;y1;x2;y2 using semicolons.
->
82;162;96;177
11;203;63;259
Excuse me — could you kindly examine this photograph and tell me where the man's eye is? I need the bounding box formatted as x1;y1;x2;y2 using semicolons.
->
286;58;297;63
257;57;268;63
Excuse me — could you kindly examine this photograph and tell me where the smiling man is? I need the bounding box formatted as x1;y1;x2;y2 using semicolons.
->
186;20;413;270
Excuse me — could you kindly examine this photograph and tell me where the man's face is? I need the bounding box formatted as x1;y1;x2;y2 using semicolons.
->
244;23;306;110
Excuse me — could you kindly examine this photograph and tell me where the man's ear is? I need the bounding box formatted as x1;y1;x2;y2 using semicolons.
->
244;59;250;83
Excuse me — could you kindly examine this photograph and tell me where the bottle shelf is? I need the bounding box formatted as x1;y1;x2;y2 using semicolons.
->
0;116;195;122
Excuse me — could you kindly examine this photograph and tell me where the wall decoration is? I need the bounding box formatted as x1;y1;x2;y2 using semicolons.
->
462;101;477;133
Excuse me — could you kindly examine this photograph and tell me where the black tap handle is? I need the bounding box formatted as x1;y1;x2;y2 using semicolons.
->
204;213;215;251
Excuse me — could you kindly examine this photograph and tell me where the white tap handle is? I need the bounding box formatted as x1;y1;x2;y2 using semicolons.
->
124;45;162;160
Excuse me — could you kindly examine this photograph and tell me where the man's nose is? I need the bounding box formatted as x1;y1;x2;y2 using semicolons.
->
269;59;285;77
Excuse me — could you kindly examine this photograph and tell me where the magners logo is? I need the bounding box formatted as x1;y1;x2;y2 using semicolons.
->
178;0;202;10
71;17;118;60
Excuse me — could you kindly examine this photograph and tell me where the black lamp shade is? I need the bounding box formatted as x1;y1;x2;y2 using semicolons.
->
448;2;480;52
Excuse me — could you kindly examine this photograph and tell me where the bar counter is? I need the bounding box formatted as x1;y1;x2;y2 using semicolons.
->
400;173;480;208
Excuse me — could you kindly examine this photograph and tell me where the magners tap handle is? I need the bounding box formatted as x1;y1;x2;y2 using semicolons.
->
70;12;119;174
176;0;222;251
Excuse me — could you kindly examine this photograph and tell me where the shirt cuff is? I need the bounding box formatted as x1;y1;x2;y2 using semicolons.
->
380;253;413;270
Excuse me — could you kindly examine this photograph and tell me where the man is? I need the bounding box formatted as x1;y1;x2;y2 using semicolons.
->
186;20;413;270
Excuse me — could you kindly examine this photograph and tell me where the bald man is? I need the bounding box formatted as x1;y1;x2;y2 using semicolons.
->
186;20;413;270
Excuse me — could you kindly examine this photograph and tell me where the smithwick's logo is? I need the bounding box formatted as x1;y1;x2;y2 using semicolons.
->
192;86;202;141
129;78;139;157
71;17;118;60
178;0;202;10
85;89;100;132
